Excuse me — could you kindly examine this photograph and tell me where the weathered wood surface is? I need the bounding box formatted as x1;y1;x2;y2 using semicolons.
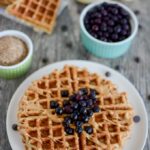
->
0;0;150;149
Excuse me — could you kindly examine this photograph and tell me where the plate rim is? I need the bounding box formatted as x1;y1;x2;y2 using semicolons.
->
6;60;148;150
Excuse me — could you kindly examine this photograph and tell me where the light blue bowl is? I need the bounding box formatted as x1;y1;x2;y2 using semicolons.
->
80;1;138;58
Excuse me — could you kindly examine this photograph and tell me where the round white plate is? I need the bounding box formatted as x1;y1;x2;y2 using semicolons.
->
6;60;148;150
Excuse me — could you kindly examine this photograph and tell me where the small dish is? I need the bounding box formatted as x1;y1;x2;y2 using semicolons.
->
80;1;138;58
0;30;33;79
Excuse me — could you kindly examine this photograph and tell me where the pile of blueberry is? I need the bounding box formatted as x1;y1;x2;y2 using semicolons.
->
50;88;100;135
84;2;131;42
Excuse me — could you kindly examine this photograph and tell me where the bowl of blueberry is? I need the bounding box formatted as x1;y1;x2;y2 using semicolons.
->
80;1;138;58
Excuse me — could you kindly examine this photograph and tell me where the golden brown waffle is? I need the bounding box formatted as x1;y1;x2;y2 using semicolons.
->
18;65;133;150
0;0;14;6
6;0;60;33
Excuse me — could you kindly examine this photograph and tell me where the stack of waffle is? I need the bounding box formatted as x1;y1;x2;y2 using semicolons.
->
18;65;133;150
0;0;60;33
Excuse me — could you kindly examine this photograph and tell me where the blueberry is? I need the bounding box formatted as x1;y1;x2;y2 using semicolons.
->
63;100;70;106
148;95;150;101
92;97;97;103
82;95;89;100
75;95;83;101
61;90;69;97
134;56;140;63
134;10;140;15
101;23;107;31
94;19;101;24
93;12;102;18
63;105;73;114
100;37;107;42
108;20;115;26
103;16;109;21
71;102;79;109
121;30;127;36
111;8;118;15
96;13;102;18
65;127;74;135
76;126;83;134
50;101;59;109
56;107;63;115
82;115;89;122
69;94;76;101
101;10;108;16
79;101;87;107
133;115;141;123
101;2;108;8
120;9;130;18
114;25;122;33
84;18;89;25
121;18;128;25
85;126;93;134
118;15;123;20
104;32;110;38
75;121;83;127
111;34;118;41
79;88;88;95
86;99;93;107
138;24;143;30
98;31;103;37
107;27;113;33
85;24;91;31
93;106;100;113
119;36;126;41
105;71;111;77
123;24;130;31
66;42;72;49
12;124;18;131
90;19;95;26
71;112;78;120
42;58;48;64
92;25;99;31
87;109;93;117
112;16;118;22
61;25;68;32
126;30;131;36
80;107;87;115
63;117;72;126
90;89;97;97
114;65;121;71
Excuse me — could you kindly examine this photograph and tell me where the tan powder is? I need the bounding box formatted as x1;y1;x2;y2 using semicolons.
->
0;36;28;66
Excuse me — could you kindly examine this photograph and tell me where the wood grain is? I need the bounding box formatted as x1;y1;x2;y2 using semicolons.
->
0;0;150;149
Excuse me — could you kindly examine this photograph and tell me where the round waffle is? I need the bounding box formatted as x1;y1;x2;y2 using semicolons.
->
17;65;133;150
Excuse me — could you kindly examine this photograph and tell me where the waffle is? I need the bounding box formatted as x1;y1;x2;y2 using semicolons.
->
0;0;14;6
18;65;133;150
6;0;60;33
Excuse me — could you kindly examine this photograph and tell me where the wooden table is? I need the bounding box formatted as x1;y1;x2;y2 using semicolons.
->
0;0;150;149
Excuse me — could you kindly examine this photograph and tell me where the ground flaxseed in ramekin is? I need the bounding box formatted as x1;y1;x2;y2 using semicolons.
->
0;36;28;66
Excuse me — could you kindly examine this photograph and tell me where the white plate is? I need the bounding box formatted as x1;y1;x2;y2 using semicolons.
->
6;60;148;150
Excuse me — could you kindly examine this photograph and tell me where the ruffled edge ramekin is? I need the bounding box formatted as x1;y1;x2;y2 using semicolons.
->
0;30;33;79
80;0;138;58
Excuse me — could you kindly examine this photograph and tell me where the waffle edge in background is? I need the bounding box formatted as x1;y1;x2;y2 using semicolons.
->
6;0;60;33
